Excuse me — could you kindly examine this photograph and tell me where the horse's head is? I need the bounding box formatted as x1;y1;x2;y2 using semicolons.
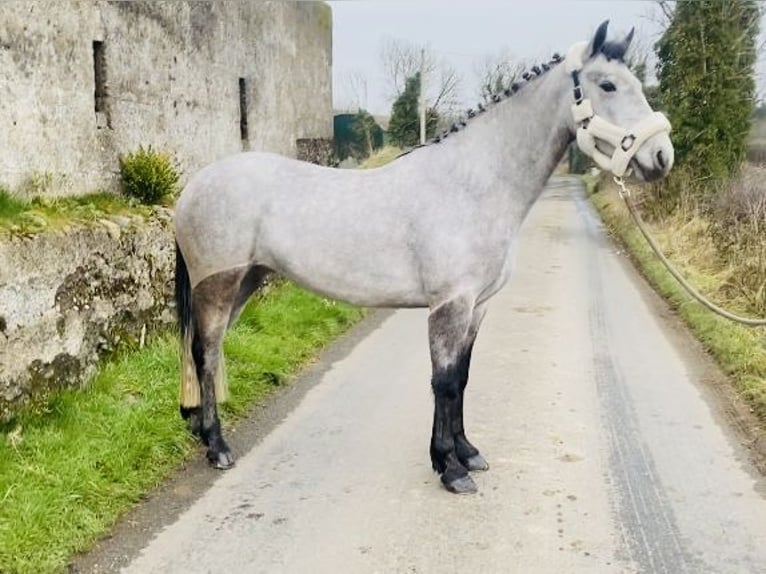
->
566;20;674;182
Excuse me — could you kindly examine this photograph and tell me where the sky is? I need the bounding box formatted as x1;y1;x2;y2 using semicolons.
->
329;1;766;116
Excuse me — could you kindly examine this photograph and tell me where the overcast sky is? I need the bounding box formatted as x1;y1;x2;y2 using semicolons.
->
329;1;766;115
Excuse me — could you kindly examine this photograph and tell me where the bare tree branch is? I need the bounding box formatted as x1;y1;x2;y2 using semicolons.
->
432;65;461;113
379;37;462;116
340;69;368;112
380;37;423;100
657;0;674;24
475;50;527;104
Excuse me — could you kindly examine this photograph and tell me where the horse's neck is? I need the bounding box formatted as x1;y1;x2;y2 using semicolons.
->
447;66;573;213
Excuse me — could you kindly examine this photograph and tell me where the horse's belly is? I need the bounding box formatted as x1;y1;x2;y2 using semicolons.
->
254;202;427;306
277;261;427;308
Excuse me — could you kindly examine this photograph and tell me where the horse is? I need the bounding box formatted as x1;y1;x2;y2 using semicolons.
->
173;21;674;494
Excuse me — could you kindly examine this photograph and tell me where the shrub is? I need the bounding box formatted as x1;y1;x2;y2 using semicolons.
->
388;73;439;148
746;139;766;165
710;166;766;314
334;111;385;161
655;1;760;190
119;146;179;204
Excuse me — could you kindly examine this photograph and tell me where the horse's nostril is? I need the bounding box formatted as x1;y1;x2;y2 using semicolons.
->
656;149;666;169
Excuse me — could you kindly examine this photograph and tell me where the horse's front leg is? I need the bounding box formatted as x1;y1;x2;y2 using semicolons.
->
454;303;489;472
428;296;479;494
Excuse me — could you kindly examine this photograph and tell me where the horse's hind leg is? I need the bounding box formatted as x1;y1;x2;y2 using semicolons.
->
454;303;489;472
429;296;477;494
227;265;271;328
191;269;246;469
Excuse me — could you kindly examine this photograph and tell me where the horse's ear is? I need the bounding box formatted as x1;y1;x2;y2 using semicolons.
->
589;20;609;57
623;27;635;54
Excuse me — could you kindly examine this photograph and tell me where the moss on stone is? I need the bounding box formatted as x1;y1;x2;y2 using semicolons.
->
318;2;332;32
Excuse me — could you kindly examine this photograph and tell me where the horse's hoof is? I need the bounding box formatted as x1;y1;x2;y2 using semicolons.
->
207;448;235;470
464;454;489;472
442;474;477;494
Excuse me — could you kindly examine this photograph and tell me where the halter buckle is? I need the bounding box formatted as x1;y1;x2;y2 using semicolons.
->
573;85;583;104
621;134;636;151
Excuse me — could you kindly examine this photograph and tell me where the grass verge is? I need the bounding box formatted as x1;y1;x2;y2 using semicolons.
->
359;146;402;169
0;187;152;235
0;282;363;574
588;177;766;422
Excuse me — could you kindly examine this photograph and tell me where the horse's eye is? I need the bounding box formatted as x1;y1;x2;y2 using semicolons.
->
600;81;617;93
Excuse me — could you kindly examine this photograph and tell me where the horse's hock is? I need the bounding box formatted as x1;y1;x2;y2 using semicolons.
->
0;214;175;421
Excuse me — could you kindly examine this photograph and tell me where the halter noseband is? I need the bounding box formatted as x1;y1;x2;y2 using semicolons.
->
565;42;671;178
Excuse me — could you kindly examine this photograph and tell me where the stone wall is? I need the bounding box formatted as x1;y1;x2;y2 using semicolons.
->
296;138;336;166
0;1;333;196
0;215;175;421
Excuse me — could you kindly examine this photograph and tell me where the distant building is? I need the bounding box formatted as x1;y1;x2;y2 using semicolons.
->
0;1;333;196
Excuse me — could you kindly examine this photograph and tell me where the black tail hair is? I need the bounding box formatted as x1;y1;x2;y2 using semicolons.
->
175;241;193;341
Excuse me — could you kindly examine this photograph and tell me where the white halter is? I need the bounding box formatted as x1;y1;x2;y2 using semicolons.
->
565;41;671;177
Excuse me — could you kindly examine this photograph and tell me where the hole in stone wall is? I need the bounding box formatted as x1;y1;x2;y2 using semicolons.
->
93;41;111;128
239;77;249;146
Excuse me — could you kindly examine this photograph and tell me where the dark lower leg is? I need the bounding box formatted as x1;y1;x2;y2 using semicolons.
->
453;342;476;459
192;332;234;469
428;297;480;493
453;341;489;471
430;365;475;493
180;405;202;438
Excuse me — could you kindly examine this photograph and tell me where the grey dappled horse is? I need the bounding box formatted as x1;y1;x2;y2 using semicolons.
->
174;21;673;494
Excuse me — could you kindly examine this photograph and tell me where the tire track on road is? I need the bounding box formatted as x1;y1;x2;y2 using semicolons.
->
572;182;705;574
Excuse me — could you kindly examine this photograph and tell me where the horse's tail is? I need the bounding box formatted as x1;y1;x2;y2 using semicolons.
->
176;241;201;413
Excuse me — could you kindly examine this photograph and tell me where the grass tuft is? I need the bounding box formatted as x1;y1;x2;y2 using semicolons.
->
0;187;29;219
0;190;151;235
358;146;402;169
0;282;362;574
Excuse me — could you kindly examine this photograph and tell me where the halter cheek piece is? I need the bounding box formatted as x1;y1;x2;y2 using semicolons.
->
565;41;671;178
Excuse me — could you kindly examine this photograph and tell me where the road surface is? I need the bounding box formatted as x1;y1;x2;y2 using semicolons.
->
116;177;766;573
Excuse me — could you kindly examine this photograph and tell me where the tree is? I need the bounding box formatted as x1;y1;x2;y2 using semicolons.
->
655;0;760;185
337;69;369;112
388;73;439;148
475;51;526;104
380;38;461;119
333;110;384;161
351;109;383;158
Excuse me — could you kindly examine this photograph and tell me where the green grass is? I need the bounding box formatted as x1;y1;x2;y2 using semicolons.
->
0;189;151;235
0;282;363;574
589;180;766;421
358;146;402;169
0;187;29;219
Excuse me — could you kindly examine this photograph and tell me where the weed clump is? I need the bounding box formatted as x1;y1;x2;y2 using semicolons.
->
0;185;28;219
119;146;180;205
711;167;766;315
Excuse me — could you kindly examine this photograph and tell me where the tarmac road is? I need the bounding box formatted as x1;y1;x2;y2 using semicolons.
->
115;177;766;574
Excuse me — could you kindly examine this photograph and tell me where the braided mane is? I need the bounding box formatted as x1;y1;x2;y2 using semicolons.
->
396;52;565;158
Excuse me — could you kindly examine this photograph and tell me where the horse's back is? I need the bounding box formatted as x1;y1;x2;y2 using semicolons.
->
174;152;427;303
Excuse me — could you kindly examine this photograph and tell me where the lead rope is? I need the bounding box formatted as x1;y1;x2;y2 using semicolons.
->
613;176;766;327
